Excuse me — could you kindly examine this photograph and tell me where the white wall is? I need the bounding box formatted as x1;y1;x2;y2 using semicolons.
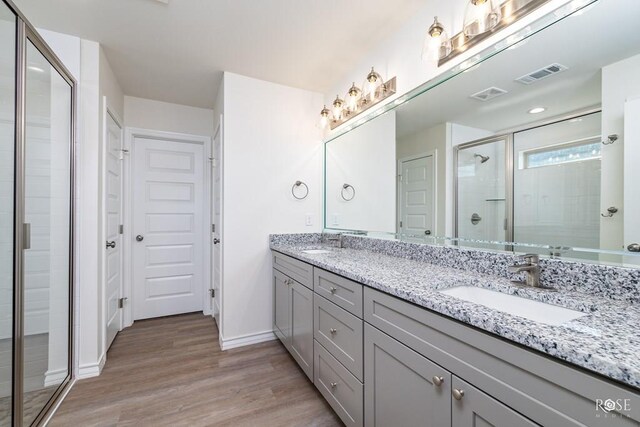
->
397;122;447;235
124;96;214;137
220;72;323;347
326;111;396;232
601;53;640;251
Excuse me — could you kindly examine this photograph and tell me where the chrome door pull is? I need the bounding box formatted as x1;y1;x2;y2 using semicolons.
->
106;241;116;249
452;388;465;400
432;376;444;387
136;235;144;242
23;223;31;250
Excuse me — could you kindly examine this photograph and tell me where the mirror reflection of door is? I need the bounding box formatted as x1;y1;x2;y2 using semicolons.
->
398;154;435;241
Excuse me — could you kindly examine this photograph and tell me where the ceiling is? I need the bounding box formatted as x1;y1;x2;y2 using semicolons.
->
395;0;640;139
13;0;425;109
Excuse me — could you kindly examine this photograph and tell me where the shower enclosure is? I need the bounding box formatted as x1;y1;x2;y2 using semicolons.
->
1;1;75;425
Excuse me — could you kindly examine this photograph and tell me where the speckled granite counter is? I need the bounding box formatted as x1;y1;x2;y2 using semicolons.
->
270;235;640;390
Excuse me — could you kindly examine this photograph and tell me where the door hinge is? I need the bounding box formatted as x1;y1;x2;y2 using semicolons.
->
118;297;128;309
399;221;403;228
209;289;215;298
211;224;215;233
119;224;124;234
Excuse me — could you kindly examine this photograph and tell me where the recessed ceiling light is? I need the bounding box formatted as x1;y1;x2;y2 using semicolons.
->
528;107;546;114
28;65;44;73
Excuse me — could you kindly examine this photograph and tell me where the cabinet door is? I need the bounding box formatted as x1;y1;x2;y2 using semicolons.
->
364;324;452;427
452;376;539;427
273;269;291;347
290;280;314;380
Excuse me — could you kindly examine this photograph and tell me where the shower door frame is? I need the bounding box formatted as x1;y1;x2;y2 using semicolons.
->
5;0;77;425
453;134;515;246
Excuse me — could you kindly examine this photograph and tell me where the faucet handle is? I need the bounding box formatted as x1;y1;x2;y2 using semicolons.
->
520;253;539;264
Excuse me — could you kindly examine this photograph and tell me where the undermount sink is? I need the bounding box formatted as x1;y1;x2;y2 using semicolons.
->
439;286;587;326
301;249;332;254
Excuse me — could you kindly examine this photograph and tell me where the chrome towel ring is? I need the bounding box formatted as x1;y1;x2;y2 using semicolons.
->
341;183;355;201
292;180;309;200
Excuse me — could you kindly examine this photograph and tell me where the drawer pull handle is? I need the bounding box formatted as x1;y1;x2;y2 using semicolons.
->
330;382;338;388
432;376;444;387
329;287;337;294
329;328;337;334
452;388;465;400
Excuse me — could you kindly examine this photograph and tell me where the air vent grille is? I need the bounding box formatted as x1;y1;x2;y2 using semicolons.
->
515;63;568;84
470;87;508;102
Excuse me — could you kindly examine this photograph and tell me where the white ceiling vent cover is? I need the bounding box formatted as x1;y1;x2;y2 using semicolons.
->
515;63;568;84
470;87;508;102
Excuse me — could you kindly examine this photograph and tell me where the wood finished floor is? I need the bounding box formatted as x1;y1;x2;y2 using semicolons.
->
51;313;341;427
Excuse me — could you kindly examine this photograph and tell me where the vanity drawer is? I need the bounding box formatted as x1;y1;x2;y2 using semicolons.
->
314;340;363;427
314;268;363;317
314;294;363;381
272;251;313;289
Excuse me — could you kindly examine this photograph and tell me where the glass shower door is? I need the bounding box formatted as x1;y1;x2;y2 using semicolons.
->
0;2;16;426
456;136;508;247
21;40;72;425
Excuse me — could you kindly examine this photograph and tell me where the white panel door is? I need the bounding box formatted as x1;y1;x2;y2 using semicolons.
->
211;124;222;325
132;137;204;320
105;112;123;349
399;155;435;238
624;98;640;265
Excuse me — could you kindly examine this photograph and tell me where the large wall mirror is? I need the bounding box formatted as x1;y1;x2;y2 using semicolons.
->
324;0;640;265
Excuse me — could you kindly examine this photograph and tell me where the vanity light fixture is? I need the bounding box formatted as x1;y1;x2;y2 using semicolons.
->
429;0;550;67
422;16;452;63
463;0;502;38
319;67;397;131
528;107;546;114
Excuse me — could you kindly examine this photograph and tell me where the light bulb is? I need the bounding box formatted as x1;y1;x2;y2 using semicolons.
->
463;0;502;37
332;95;345;121
319;105;330;129
346;83;362;112
422;16;451;63
364;67;383;102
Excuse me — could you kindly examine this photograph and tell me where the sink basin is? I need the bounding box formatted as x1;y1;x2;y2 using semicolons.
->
438;286;587;326
301;249;332;254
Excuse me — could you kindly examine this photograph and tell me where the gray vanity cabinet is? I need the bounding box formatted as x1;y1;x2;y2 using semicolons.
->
290;280;314;380
272;253;314;381
451;376;538;427
364;323;452;427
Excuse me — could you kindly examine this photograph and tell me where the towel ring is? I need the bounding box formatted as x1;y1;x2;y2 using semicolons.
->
341;183;355;201
291;181;309;200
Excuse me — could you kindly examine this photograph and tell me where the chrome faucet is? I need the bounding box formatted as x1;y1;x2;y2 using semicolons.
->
509;254;541;288
324;233;343;248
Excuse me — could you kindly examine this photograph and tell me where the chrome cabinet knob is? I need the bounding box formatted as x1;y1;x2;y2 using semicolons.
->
432;376;444;387
452;388;465;400
136;235;144;242
330;382;338;388
628;243;640;253
329;328;337;334
106;241;116;249
329;287;337;294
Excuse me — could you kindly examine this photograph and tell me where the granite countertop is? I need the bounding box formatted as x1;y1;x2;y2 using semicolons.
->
270;241;640;390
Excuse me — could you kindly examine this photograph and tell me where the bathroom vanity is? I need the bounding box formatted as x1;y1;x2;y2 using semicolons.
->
271;234;640;427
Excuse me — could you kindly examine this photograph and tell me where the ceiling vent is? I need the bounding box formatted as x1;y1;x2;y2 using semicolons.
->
515;63;568;84
470;87;508;102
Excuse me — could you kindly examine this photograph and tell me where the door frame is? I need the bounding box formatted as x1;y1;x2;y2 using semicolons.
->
123;127;212;327
210;119;223;322
100;99;124;354
396;151;437;236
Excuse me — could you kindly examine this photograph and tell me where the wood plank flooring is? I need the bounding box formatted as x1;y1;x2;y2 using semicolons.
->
50;313;342;427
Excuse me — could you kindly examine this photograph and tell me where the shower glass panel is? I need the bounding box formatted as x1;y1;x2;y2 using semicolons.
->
513;112;602;253
0;2;16;426
456;137;508;246
22;41;72;425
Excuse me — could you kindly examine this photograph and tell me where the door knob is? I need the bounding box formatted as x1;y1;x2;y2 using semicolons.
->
136;235;144;242
628;243;640;253
452;388;465;400
106;241;116;249
213;238;221;244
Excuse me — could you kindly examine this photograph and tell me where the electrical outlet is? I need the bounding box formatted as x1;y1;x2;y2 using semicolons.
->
305;214;313;226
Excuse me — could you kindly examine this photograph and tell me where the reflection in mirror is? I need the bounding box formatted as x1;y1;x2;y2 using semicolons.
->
324;0;640;265
0;2;15;426
22;41;71;425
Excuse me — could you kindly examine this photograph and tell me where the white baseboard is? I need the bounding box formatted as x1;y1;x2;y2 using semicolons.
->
77;353;106;379
219;330;276;351
44;368;68;387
